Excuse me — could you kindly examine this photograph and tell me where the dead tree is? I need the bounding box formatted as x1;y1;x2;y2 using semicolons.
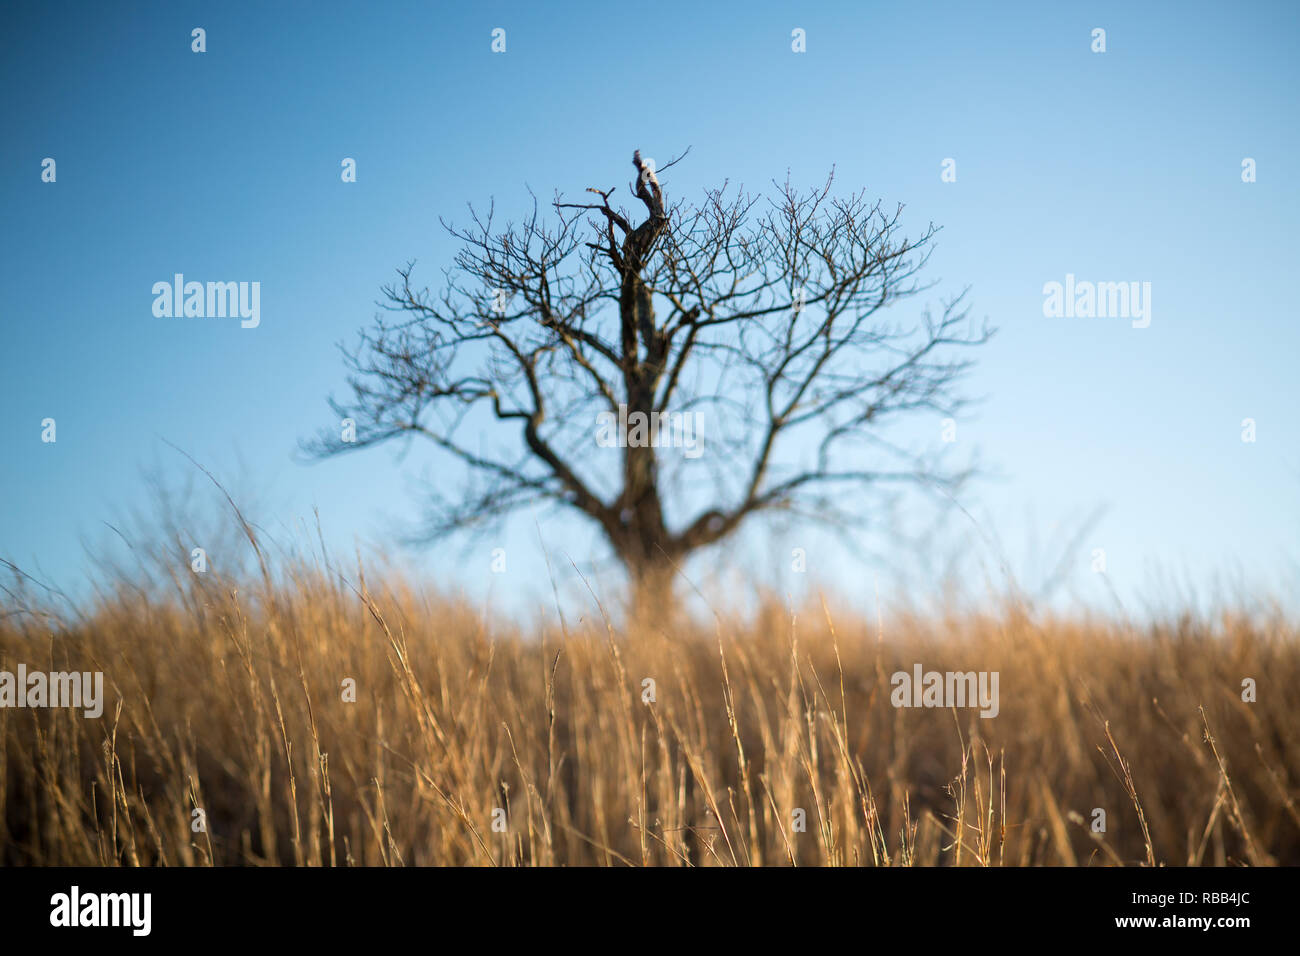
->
307;149;993;610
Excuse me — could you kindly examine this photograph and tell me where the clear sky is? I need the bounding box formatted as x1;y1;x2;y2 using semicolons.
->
3;0;1297;619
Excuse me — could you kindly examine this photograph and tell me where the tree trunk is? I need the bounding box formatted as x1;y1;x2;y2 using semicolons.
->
625;554;679;631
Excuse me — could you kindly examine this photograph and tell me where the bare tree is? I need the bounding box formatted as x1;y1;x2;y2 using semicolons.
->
306;149;993;609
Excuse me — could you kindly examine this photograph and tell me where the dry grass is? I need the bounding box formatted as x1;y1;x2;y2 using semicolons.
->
1;545;1297;867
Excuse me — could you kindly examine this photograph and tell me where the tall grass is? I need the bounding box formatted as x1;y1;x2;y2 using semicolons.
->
1;536;1297;867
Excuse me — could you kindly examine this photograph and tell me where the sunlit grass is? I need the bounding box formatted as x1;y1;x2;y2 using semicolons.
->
2;536;1296;866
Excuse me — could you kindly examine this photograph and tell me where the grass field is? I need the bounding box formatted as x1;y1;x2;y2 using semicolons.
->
2;542;1297;867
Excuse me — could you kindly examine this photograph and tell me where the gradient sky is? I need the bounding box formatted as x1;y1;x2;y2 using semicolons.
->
3;0;1298;618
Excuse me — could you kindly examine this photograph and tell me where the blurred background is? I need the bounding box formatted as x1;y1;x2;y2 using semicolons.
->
2;0;1297;620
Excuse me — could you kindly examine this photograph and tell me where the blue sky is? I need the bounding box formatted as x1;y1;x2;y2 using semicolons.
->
2;0;1297;618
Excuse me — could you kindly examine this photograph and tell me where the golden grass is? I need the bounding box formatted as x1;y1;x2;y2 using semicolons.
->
2;552;1297;867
